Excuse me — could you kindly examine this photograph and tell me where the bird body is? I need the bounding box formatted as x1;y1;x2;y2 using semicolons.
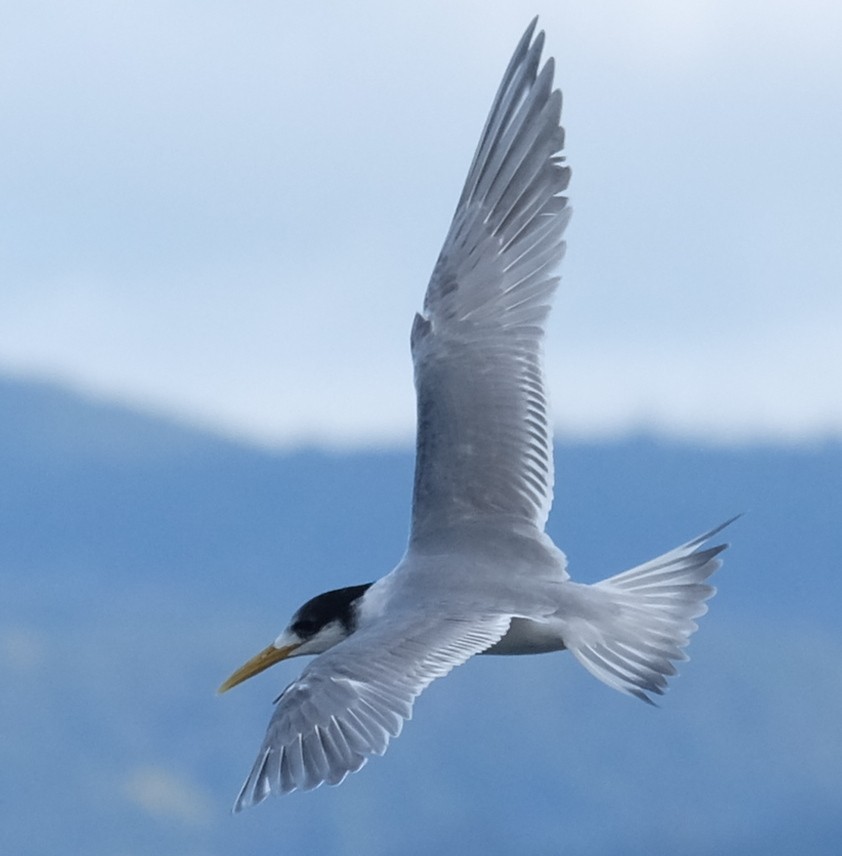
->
219;19;733;811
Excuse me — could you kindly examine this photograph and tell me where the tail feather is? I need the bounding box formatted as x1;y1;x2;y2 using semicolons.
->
565;520;735;704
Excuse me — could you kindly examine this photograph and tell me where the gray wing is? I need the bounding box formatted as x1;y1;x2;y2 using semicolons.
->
233;613;510;810
410;20;571;543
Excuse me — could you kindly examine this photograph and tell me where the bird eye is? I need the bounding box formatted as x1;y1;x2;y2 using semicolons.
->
293;618;318;638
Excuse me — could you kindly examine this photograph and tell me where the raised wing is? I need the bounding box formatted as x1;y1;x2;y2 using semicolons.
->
410;20;571;543
233;613;510;810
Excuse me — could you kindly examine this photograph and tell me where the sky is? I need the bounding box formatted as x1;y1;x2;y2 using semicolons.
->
2;0;841;448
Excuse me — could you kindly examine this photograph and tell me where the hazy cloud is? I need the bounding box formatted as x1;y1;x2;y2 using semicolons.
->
122;765;213;827
0;626;47;672
2;1;840;446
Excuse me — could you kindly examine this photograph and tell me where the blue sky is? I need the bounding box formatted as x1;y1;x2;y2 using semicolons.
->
2;1;841;447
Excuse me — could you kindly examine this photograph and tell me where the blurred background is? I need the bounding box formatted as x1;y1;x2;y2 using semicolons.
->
2;2;841;854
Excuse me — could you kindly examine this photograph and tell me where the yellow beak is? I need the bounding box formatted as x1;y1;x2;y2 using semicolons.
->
217;642;300;694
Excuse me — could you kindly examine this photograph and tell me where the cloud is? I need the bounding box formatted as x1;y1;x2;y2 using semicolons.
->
121;765;213;827
1;1;840;447
0;626;47;672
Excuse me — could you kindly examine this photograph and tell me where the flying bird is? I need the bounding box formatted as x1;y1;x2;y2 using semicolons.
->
219;19;732;811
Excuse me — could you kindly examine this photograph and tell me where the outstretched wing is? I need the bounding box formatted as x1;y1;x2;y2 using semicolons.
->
410;19;571;543
233;613;510;810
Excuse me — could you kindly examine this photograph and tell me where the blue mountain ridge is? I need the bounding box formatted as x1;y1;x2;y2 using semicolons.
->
1;375;840;855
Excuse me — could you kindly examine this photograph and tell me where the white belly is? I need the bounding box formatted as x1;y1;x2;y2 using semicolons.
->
482;617;567;655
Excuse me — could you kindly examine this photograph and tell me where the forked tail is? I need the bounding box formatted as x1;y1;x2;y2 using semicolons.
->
563;519;737;704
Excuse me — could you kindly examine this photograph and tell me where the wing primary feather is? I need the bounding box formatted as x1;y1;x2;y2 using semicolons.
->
458;20;542;211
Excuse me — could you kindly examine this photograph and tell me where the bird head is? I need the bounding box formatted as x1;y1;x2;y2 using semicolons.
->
218;583;373;693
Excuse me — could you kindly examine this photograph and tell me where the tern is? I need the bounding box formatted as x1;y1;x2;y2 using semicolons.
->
219;19;732;811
